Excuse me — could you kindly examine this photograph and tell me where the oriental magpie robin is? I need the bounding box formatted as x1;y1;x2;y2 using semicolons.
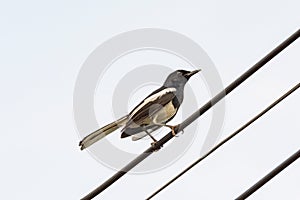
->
79;69;201;150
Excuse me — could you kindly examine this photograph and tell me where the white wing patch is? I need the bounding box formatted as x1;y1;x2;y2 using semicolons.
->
129;87;176;118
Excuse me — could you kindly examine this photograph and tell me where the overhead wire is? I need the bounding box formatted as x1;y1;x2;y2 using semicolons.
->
81;29;300;200
236;148;300;199
147;83;299;199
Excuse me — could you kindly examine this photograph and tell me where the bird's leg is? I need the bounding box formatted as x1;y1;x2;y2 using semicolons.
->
165;124;177;137
142;128;158;147
153;123;178;137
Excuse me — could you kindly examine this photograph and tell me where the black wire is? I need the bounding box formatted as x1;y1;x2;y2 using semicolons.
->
236;148;300;199
81;29;300;200
147;83;300;199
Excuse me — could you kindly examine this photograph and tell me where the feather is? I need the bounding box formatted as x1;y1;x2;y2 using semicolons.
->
121;87;178;137
79;115;128;150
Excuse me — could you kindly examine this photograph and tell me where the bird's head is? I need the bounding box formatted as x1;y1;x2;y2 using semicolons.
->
163;69;201;88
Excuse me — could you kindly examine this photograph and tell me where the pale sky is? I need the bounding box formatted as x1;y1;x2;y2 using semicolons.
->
0;0;299;199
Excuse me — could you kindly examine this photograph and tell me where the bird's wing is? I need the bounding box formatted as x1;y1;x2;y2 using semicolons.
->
122;87;177;132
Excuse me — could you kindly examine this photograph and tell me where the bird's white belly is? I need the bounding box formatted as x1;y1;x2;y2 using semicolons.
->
152;101;177;124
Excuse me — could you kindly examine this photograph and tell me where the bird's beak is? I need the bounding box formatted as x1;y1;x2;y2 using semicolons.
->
186;69;201;78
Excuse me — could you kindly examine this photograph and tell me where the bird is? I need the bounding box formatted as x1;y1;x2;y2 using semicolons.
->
79;69;201;150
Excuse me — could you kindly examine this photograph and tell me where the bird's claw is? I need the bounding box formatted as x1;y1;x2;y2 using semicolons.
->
151;141;157;147
151;141;162;151
170;125;180;137
171;129;178;137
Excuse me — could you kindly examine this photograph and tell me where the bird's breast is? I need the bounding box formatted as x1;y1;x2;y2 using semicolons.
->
152;101;178;123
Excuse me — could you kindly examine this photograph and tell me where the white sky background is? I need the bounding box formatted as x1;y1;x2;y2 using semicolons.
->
0;0;299;199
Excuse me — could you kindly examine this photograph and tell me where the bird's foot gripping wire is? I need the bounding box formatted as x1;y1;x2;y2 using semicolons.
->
165;124;179;137
143;129;162;151
143;129;158;143
151;141;163;151
151;141;163;152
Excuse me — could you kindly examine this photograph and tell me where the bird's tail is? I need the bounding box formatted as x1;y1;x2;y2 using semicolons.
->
79;115;128;150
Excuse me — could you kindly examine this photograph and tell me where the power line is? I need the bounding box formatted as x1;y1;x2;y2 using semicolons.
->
147;83;300;199
81;29;300;200
236;148;300;199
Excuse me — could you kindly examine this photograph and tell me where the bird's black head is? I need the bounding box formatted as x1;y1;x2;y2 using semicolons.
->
163;69;201;88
